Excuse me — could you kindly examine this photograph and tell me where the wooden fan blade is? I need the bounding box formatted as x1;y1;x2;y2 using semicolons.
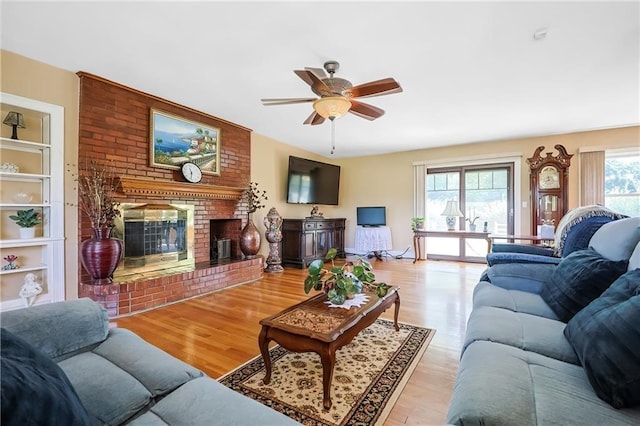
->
303;111;326;125
294;70;331;94
348;78;403;99
348;100;385;121
304;67;328;79
261;98;317;105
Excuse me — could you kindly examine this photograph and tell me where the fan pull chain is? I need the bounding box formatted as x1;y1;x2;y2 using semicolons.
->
330;117;336;155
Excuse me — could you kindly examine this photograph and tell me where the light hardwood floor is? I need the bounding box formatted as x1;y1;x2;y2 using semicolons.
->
114;257;486;425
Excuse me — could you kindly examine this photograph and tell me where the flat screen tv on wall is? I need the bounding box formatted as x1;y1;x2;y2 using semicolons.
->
357;206;386;227
286;156;341;205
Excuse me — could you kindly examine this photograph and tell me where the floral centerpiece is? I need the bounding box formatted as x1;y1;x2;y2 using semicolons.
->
304;248;389;305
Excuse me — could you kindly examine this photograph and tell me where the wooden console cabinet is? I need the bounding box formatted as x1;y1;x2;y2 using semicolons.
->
281;218;346;268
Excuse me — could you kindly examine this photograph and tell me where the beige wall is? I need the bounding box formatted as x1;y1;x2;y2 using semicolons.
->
252;126;639;256
250;133;349;258
3;49;638;281
1;50;80;299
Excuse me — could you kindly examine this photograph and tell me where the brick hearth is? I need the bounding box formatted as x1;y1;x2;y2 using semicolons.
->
76;72;259;317
80;257;264;317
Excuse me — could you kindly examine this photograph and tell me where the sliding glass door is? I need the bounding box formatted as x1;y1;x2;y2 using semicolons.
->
425;163;513;262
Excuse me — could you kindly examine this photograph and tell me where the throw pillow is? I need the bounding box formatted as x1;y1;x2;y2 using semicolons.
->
589;217;640;261
553;205;626;257
1;328;94;425
564;269;640;408
540;248;628;322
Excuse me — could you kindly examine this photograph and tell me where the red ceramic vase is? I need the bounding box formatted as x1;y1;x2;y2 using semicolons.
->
80;227;123;285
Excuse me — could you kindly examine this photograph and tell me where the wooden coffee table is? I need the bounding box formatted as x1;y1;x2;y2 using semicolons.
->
258;286;400;410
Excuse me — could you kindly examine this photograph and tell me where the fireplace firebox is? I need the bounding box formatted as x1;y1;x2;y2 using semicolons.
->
210;218;242;263
113;204;195;278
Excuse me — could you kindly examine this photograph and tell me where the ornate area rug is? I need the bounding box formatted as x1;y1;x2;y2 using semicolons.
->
219;319;435;425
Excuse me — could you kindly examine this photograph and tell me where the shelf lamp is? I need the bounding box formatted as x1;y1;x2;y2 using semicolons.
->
441;200;464;231
313;96;352;155
2;111;26;140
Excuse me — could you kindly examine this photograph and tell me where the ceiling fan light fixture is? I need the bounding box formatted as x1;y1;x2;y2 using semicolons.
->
313;96;352;119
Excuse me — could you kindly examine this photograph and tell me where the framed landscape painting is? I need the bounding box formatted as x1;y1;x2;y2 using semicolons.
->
150;109;221;175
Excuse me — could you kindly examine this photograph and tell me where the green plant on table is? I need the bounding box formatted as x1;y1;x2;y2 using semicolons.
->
465;215;480;225
9;209;41;228
304;248;389;305
411;217;425;231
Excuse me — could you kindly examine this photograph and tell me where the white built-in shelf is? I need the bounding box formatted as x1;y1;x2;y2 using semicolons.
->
0;93;65;311
0;237;64;248
0;137;50;152
0;264;47;275
0;172;51;180
0;203;50;208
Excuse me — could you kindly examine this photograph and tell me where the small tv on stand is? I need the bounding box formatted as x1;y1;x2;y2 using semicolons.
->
356;206;386;227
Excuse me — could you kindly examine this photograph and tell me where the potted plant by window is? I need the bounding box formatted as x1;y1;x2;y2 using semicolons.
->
411;217;425;232
9;209;41;239
466;215;480;232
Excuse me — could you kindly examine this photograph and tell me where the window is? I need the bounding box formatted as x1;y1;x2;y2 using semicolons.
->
425;163;513;261
605;150;640;216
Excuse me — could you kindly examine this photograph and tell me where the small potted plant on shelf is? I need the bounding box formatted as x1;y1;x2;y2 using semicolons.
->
411;217;425;232
9;209;41;239
304;248;389;305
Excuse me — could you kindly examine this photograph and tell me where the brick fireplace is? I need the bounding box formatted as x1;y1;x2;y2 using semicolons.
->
76;72;261;317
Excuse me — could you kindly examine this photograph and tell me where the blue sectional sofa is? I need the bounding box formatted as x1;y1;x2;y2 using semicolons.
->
486;205;627;266
0;299;300;425
447;216;640;425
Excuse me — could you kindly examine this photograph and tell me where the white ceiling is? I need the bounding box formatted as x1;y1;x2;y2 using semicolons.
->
2;1;639;158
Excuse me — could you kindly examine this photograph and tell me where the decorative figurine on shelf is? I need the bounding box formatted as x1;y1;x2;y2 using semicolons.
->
2;255;19;270
309;205;324;218
483;221;489;233
263;207;284;273
19;273;43;307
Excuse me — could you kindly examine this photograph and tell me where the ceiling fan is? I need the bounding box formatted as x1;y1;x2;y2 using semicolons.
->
261;60;403;126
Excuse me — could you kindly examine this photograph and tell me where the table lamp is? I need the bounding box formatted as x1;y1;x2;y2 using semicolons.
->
3;111;26;140
441;200;463;231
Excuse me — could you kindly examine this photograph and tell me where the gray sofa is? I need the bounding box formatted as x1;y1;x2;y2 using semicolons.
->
447;216;640;425
0;298;299;425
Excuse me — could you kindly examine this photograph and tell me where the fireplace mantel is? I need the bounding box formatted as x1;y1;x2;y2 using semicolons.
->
118;177;245;200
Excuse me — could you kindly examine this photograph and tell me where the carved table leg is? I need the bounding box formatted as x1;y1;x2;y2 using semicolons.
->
393;292;401;331
258;326;272;384
319;344;337;410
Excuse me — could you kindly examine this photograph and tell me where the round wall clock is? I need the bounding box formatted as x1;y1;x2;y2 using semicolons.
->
181;161;202;183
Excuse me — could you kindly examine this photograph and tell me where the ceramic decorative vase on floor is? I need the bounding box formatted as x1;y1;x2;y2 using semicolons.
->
263;207;283;272
240;214;261;259
80;227;123;285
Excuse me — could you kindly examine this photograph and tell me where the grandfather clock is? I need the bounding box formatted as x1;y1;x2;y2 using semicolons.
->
527;145;573;236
